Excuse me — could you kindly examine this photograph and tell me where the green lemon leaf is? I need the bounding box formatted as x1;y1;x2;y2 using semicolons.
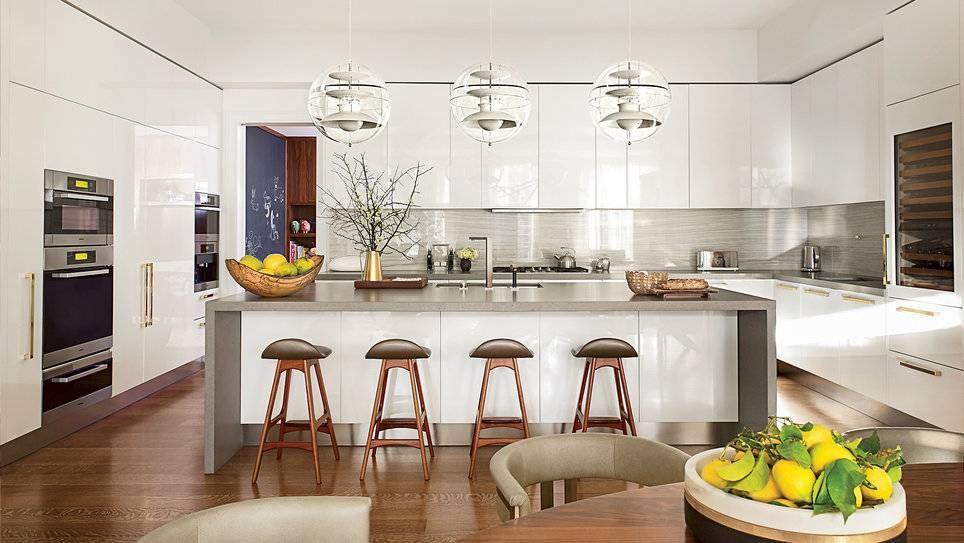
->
812;470;831;505
825;459;866;522
857;431;881;454
887;465;903;483
800;422;814;432
717;450;755;481
780;424;804;442
730;453;771;493
777;439;812;469
812;503;837;515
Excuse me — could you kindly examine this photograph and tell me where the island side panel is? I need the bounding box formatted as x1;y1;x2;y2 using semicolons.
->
205;308;243;473
736;308;777;431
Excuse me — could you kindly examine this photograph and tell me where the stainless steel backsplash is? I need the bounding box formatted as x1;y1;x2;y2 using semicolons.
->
805;201;885;278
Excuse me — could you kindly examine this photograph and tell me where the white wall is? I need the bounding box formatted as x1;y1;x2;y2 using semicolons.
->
757;0;891;82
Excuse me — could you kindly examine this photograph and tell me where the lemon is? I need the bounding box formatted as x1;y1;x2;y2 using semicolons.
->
861;466;894;501
700;459;730;490
748;474;783;503
854;486;863;508
239;255;263;271
275;263;298;277
294;257;314;274
810;442;854;474
262;253;288;271
802;424;833;448
772;459;815;504
259;267;277;276
771;498;798;508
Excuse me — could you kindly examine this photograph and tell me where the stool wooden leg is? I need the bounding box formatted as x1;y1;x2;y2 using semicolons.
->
312;362;339;460
276;369;292;460
360;360;388;480
582;360;597;433
412;360;435;458
469;361;493;479
302;361;321;485
612;362;629;435
408;360;430;481
252;362;284;484
540;481;555;510
572;359;590;432
617;359;638;437
512;359;530;438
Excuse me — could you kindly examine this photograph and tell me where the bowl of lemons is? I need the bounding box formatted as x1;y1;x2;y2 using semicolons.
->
225;253;324;297
684;417;906;542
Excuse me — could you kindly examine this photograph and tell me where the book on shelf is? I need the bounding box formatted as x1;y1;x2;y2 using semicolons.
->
288;242;309;262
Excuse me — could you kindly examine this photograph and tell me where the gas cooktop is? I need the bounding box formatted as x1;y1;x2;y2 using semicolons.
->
493;265;590;273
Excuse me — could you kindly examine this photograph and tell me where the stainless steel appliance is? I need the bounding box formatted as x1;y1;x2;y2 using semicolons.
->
553;247;577;269
801;245;822;272
42;350;112;419
493;265;590;273
195;192;220;291
696;250;739;271
44;169;113;247
591;256;611;272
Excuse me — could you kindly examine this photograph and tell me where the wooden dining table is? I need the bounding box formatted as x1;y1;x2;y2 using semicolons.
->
461;463;964;542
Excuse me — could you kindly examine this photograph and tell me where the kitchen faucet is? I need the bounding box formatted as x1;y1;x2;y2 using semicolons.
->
468;236;493;288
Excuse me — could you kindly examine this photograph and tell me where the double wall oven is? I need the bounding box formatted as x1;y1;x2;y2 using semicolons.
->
194;192;220;292
42;170;114;419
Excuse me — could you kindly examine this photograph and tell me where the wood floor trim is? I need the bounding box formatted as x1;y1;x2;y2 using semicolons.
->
0;360;204;467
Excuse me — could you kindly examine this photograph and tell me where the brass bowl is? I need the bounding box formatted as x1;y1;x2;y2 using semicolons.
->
225;255;324;298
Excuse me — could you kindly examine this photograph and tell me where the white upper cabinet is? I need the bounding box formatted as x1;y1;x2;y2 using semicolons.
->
482;86;539;208
387;84;456;208
884;0;960;105
792;44;883;207
595;131;628;208
449;86;484;208
750;86;791;208
628;85;690;209
539;85;596;208
689;85;752;208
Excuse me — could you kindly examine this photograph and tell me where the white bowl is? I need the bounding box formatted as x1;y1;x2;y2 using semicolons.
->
684;448;906;537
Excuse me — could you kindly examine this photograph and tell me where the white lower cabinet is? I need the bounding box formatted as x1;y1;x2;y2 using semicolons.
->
885;352;964;432
887;299;964;371
774;282;801;365
439;313;540;423
638;311;738;422
712;280;775;300
836;293;886;401
796;286;842;381
538;312;640;424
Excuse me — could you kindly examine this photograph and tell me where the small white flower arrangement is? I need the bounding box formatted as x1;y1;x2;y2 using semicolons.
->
456;246;478;261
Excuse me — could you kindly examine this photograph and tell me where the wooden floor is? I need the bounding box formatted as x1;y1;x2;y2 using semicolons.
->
0;370;885;542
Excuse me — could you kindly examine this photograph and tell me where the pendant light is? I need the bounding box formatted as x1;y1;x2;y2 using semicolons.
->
307;0;390;146
589;0;670;145
450;0;530;146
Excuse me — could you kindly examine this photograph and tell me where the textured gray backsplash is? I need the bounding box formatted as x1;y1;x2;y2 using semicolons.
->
323;201;885;274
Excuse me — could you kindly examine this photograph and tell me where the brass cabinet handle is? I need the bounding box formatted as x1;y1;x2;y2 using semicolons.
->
776;283;798;291
804;288;830;297
23;272;36;359
896;306;935;317
148;263;154;326
898;359;942;377
142;263;155;326
882;233;890;285
842;295;874;305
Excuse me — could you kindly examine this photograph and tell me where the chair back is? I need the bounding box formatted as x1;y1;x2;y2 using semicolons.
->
843;427;964;464
139;496;371;543
489;433;689;520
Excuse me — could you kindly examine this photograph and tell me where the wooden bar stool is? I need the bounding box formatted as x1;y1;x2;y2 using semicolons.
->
360;339;435;481
571;338;638;436
252;338;339;485
468;338;533;479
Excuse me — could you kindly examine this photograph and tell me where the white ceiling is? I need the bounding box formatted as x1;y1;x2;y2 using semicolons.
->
261;125;319;137
175;0;798;33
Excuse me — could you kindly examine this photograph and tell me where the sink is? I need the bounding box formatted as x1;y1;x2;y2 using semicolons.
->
436;282;543;289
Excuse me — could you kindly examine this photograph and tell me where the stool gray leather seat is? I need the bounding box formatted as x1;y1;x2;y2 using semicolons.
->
470;338;534;359
365;339;431;359
139;496;371;542
261;338;332;361
572;337;638;358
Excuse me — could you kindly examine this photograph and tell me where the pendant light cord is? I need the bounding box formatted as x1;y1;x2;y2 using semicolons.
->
488;0;494;62
626;0;632;61
348;0;353;63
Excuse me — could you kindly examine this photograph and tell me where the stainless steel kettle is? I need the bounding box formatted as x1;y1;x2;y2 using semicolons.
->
553;247;576;269
591;256;611;272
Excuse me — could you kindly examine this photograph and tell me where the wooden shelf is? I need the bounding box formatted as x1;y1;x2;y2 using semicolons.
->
289;233;316;239
901;179;952;192
899;130;951;150
900;266;954;278
900;210;953;220
901;195;953;205
901;252;953;262
901;148;952;163
288;201;316;206
901;163;952;178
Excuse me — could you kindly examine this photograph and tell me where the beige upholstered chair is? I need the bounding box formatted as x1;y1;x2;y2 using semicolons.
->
138;496;371;543
489;433;690;520
843;427;964;464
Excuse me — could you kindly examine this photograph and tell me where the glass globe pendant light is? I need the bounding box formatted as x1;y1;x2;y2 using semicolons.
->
589;0;670;145
307;0;390;146
450;0;530;146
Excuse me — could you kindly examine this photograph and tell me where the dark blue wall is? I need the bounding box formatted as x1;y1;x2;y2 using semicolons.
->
245;126;286;258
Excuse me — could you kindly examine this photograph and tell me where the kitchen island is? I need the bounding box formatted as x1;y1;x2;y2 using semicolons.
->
204;282;775;473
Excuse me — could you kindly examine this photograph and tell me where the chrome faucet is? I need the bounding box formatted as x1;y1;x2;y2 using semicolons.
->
468;236;493;288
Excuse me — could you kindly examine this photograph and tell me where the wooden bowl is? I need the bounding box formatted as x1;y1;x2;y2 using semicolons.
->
225;255;324;298
684;448;906;542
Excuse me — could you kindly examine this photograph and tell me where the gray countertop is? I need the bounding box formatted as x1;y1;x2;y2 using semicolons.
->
208;280;775;313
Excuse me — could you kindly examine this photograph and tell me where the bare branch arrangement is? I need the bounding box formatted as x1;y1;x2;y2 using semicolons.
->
320;153;430;258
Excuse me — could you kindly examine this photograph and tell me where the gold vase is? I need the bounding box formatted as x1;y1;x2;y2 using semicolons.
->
362;250;383;281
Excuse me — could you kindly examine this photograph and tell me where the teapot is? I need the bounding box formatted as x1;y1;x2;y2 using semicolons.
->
553;247;577;269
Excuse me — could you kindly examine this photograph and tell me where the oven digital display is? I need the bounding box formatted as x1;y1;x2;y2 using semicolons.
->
67;177;96;192
67;251;95;265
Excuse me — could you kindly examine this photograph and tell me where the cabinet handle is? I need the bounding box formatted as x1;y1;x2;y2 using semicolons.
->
199;292;216;300
898;359;942;377
148;263;154;326
842;295;874;305
804;288;830;297
896;306;935;317
142;263;155;327
23;272;36;360
50;363;110;383
198;320;206;328
776;283;798;291
882;234;890;285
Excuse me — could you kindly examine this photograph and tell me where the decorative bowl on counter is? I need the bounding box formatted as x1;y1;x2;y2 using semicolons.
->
625;270;668;295
225;255;324;298
684;448;907;542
